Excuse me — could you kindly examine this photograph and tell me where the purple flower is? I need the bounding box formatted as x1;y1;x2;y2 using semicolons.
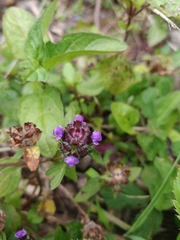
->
91;130;102;145
53;126;64;140
64;155;79;167
15;229;27;239
74;115;84;122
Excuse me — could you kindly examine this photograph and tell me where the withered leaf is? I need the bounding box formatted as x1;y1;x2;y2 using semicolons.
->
24;145;40;171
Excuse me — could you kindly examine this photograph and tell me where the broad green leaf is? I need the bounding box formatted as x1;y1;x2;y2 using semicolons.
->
46;163;62;177
154;91;180;126
27;204;44;224
0;165;21;198
43;33;127;69
97;54;135;95
148;16;168;47
85;168;100;178
67;221;83;239
50;162;67;190
101;185;149;210
2;7;35;59
74;178;103;202
62;62;77;86
22;82;44;95
64;105;76;125
40;0;58;41
18;87;64;157
25;18;47;66
76;76;104;96
89;148;104;165
1;203;21;236
111;102;139;134
147;0;180;18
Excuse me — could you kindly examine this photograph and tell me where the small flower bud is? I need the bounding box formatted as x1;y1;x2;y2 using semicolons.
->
91;130;102;145
64;155;79;167
74;115;84;122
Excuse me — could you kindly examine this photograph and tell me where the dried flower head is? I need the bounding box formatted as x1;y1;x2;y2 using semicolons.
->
7;122;42;148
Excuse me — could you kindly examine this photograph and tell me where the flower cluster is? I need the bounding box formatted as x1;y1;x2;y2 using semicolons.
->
53;115;102;167
103;161;130;193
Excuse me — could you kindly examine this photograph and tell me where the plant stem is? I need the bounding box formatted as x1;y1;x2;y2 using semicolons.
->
125;152;180;236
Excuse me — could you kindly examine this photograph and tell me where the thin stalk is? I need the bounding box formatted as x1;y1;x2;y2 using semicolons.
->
125;152;180;236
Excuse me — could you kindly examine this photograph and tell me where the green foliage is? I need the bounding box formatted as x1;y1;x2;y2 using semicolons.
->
173;167;180;219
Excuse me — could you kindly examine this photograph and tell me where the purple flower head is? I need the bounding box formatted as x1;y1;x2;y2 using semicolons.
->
64;155;79;167
74;115;84;122
91;130;102;145
53;126;64;140
15;229;27;239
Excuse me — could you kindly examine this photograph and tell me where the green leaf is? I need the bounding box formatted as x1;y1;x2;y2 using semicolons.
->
54;226;68;240
89;148;104;165
50;162;67;190
129;167;142;182
137;134;165;161
25;18;47;65
27;204;44;224
148;16;168;47
147;0;180;18
2;7;35;59
0;165;21;198
0;232;6;240
141;163;174;210
25;67;49;82
131;0;145;8
43;33;127;69
127;236;147;240
101;185;149;210
1;203;21;236
154;91;180;126
40;0;58;41
98;55;135;95
133;209;162;239
65;166;77;182
111;102;139;134
18;87;64;157
77;75;104;96
74;177;103;202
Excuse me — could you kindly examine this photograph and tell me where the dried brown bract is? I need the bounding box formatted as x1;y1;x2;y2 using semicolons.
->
82;221;105;240
7;122;42;148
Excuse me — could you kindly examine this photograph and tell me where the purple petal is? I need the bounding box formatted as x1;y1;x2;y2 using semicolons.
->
64;156;79;167
53;126;64;140
74;115;84;122
15;229;27;238
91;130;102;145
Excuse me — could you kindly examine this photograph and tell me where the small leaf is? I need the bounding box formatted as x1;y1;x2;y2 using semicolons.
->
50;162;67;190
2;7;35;59
43;33;127;69
74;178;103;202
23;145;40;171
0;165;21;198
129;167;142;182
65;166;77;182
1;203;21;236
89;148;104;165
0;232;6;240
111;102;139;134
